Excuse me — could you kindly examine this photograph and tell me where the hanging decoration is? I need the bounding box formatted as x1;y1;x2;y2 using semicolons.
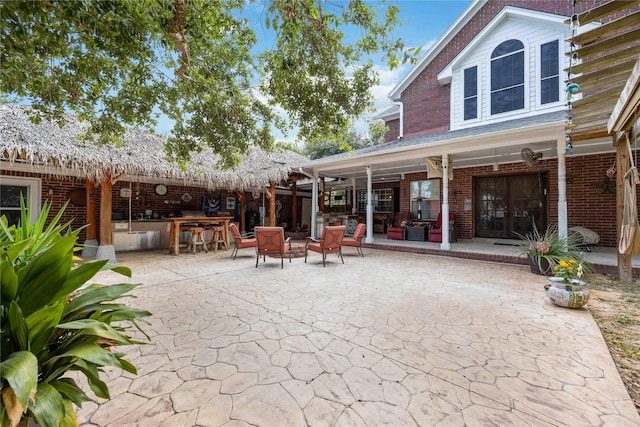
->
565;0;580;155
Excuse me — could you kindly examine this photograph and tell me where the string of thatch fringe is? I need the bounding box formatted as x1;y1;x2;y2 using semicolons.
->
0;104;308;191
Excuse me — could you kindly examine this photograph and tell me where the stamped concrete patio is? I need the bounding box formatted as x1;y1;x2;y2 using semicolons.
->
76;248;640;426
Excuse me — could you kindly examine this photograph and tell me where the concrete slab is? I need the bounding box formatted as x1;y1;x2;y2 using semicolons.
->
75;249;640;426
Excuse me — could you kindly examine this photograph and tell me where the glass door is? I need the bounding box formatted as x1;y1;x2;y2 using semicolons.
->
475;173;547;239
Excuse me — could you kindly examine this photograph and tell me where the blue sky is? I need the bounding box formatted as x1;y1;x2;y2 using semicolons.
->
156;1;472;141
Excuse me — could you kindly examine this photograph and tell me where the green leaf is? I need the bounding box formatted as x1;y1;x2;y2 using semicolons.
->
60;399;78;427
8;301;29;351
0;253;18;302
73;361;110;400
26;302;64;355
57;319;132;345
50;342;122;369
16;237;76;316
0;351;38;411
62;283;137;318
28;383;64;427
50;378;91;407
50;259;109;303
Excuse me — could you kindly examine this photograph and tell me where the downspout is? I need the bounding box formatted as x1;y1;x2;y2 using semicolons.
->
393;101;404;139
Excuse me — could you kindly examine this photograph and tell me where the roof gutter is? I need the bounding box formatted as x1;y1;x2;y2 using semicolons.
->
393;101;404;139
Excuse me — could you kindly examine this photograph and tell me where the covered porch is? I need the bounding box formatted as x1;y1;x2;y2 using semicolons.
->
357;234;640;278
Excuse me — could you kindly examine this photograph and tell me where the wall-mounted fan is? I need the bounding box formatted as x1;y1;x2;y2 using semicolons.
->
521;148;543;168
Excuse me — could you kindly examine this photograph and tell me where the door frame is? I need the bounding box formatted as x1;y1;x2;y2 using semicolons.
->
473;172;548;239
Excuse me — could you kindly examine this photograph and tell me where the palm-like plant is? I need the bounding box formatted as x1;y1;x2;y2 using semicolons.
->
0;199;150;427
517;221;584;274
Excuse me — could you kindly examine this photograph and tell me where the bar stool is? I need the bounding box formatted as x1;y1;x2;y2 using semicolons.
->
187;227;208;254
209;225;227;252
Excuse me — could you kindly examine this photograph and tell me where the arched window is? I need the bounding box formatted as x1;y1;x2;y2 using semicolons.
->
491;39;524;114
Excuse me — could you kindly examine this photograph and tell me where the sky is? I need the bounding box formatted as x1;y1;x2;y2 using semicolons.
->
155;0;473;142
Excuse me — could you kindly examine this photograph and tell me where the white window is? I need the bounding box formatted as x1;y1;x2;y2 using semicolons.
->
463;66;478;120
490;39;525;115
410;180;440;221
0;176;41;226
540;40;560;104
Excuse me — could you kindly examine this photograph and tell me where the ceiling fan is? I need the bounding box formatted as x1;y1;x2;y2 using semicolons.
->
521;148;543;168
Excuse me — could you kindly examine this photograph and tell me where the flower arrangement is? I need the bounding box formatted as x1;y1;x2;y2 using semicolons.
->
517;221;585;275
554;258;584;282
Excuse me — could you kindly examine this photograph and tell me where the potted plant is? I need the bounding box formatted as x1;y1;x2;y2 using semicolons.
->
0;199;150;427
544;256;592;309
517;223;583;275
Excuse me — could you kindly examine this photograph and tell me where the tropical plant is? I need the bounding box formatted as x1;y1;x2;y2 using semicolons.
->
0;199;150;427
517;222;583;274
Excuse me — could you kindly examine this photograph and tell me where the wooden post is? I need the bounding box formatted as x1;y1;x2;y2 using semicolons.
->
100;177;113;245
615;133;633;283
236;191;246;232
269;181;276;226
85;180;97;240
291;180;298;229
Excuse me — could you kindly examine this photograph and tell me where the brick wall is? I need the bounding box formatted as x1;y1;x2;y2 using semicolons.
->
2;169;297;242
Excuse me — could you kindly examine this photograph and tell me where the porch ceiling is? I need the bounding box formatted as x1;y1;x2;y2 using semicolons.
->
299;120;613;189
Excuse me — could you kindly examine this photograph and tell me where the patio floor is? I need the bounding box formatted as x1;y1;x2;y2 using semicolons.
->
76;247;640;426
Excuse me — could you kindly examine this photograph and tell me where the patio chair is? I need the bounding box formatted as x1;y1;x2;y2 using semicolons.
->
387;212;410;240
229;223;256;259
429;212;456;243
254;226;292;268
305;225;346;267
341;223;366;257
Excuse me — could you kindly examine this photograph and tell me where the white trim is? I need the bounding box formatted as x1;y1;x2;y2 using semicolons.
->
389;0;488;99
536;37;564;109
488;38;529;117
438;7;576;85
0;175;42;223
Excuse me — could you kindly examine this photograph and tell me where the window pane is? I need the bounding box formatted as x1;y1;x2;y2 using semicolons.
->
0;209;21;227
541;76;559;104
1;185;29;207
491;39;524;58
491;86;525;114
540;40;559;78
464;97;477;120
491;52;524;89
464;67;477;97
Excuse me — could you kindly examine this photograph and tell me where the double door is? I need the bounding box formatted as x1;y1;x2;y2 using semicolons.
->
475;173;547;239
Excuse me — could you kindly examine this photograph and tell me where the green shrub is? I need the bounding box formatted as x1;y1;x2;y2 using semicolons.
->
1;198;150;427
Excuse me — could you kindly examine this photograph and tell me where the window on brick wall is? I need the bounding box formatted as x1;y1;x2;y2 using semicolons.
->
463;66;478;120
490;39;524;115
0;176;41;226
540;40;559;104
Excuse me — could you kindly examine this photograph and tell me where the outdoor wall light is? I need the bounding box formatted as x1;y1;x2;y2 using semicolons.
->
48;186;54;195
570;14;579;30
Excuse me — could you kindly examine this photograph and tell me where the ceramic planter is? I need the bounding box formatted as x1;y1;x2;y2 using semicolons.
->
544;276;589;308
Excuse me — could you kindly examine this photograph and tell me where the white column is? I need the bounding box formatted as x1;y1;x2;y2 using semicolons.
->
311;173;318;239
365;165;374;243
556;139;568;240
441;154;451;250
351;177;357;214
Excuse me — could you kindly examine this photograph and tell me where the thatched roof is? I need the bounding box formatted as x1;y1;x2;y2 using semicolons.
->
0;104;308;190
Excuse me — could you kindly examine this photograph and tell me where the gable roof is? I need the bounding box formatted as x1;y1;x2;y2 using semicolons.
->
437;6;578;85
388;0;487;100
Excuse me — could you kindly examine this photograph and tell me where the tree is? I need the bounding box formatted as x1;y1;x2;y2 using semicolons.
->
303;120;388;160
1;0;413;168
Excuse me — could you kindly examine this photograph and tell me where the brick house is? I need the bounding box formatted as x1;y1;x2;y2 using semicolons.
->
299;0;638;249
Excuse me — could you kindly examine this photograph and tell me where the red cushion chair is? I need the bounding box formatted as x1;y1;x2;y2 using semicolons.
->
342;223;367;257
429;213;456;243
387;212;410;240
229;223;256;259
305;225;346;267
254;226;291;268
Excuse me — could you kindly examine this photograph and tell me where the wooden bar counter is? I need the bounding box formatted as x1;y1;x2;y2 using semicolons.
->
166;216;233;255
